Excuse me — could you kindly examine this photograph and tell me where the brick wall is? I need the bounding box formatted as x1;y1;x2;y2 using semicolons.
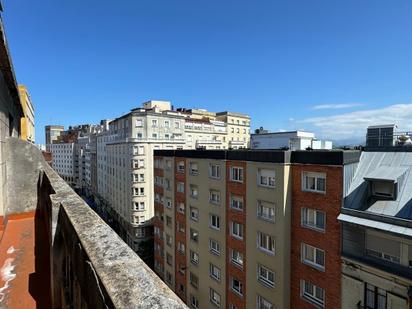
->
226;161;247;309
291;164;343;309
174;157;187;302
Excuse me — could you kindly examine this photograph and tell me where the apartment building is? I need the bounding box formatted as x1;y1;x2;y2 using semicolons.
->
290;151;359;309
45;125;64;150
48;142;75;184
153;150;292;309
18;84;35;143
93;101;251;261
251;131;332;150
339;150;412;308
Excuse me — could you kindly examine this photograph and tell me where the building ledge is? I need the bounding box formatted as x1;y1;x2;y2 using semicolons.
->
1;138;187;308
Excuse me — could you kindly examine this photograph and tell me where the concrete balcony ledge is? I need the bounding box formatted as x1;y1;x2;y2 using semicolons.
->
4;138;187;309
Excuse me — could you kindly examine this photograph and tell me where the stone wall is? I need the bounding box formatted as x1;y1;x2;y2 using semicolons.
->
7;138;188;308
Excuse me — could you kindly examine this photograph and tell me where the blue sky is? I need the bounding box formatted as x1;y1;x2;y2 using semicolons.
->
3;0;412;145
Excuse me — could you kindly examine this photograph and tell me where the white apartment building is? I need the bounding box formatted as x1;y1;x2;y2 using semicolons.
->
251;130;332;150
95;100;251;257
49;143;75;184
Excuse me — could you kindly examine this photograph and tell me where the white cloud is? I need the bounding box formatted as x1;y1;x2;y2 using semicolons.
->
312;103;364;110
297;104;412;142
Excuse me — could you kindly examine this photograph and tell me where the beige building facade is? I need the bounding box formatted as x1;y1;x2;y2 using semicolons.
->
153;150;291;309
18;84;35;143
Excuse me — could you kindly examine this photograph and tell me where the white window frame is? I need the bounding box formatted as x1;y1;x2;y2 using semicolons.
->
301;208;325;232
210;214;221;230
230;194;244;211
209;238;221;255
257;264;275;288
257;295;274;309
301;280;325;308
230;277;243;296
210;190;221;205
231;221;243;239
209;164;221;179
209;263;221;281
230;166;244;182
257;200;275;222
210;288;221;307
302;172;326;193
190;250;199;265
257;232;275;255
301;243;325;270
258;169;276;188
230;249;243;268
190;207;199;221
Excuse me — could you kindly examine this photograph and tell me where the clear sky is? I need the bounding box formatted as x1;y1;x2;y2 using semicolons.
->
3;0;412;145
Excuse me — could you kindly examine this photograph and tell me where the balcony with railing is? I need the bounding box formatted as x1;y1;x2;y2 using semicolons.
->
0;138;187;308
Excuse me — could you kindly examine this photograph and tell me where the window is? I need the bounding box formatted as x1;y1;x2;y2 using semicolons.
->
190;228;199;243
166;216;172;227
190;162;199;175
257;295;274;309
301;208;325;231
258;264;275;287
230;167;244;182
166;234;172;247
177;182;185;193
302;172;326;193
134;202;145;211
190;272;198;289
301;280;325;308
209;164;221;179
163;178;171;190
152;119;158;127
231;250;243;267
137;132;143;139
258;169;275;187
165;159;172;170
175;122;180;129
165;198;172;209
365;283;387;309
166;271;173;284
178;202;185;214
178;161;185;173
209;263;221;281
177;222;185;233
230;195;244;211
166;253;173;265
209;239;221;255
190;207;199;221
210;288;221;307
190;185;199;198
258;232;275;254
164;120;170;128
366;233;400;264
210;214;221;230
190;295;199;309
135;119;143;127
210;190;221;204
177;242;185;254
190;250;199;265
231;222;243;239
230;277;243;296
257;200;275;222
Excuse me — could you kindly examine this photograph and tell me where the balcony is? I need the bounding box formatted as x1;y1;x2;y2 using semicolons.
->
1;138;187;308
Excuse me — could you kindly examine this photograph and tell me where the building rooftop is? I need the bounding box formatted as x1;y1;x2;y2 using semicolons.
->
344;151;412;226
154;149;360;165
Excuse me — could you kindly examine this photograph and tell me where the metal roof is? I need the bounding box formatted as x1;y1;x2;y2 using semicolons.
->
364;166;409;182
344;152;412;218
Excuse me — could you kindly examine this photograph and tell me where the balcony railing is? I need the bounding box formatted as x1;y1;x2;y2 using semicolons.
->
2;138;187;308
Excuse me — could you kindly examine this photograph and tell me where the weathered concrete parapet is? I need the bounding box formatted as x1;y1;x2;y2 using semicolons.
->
6;138;188;308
